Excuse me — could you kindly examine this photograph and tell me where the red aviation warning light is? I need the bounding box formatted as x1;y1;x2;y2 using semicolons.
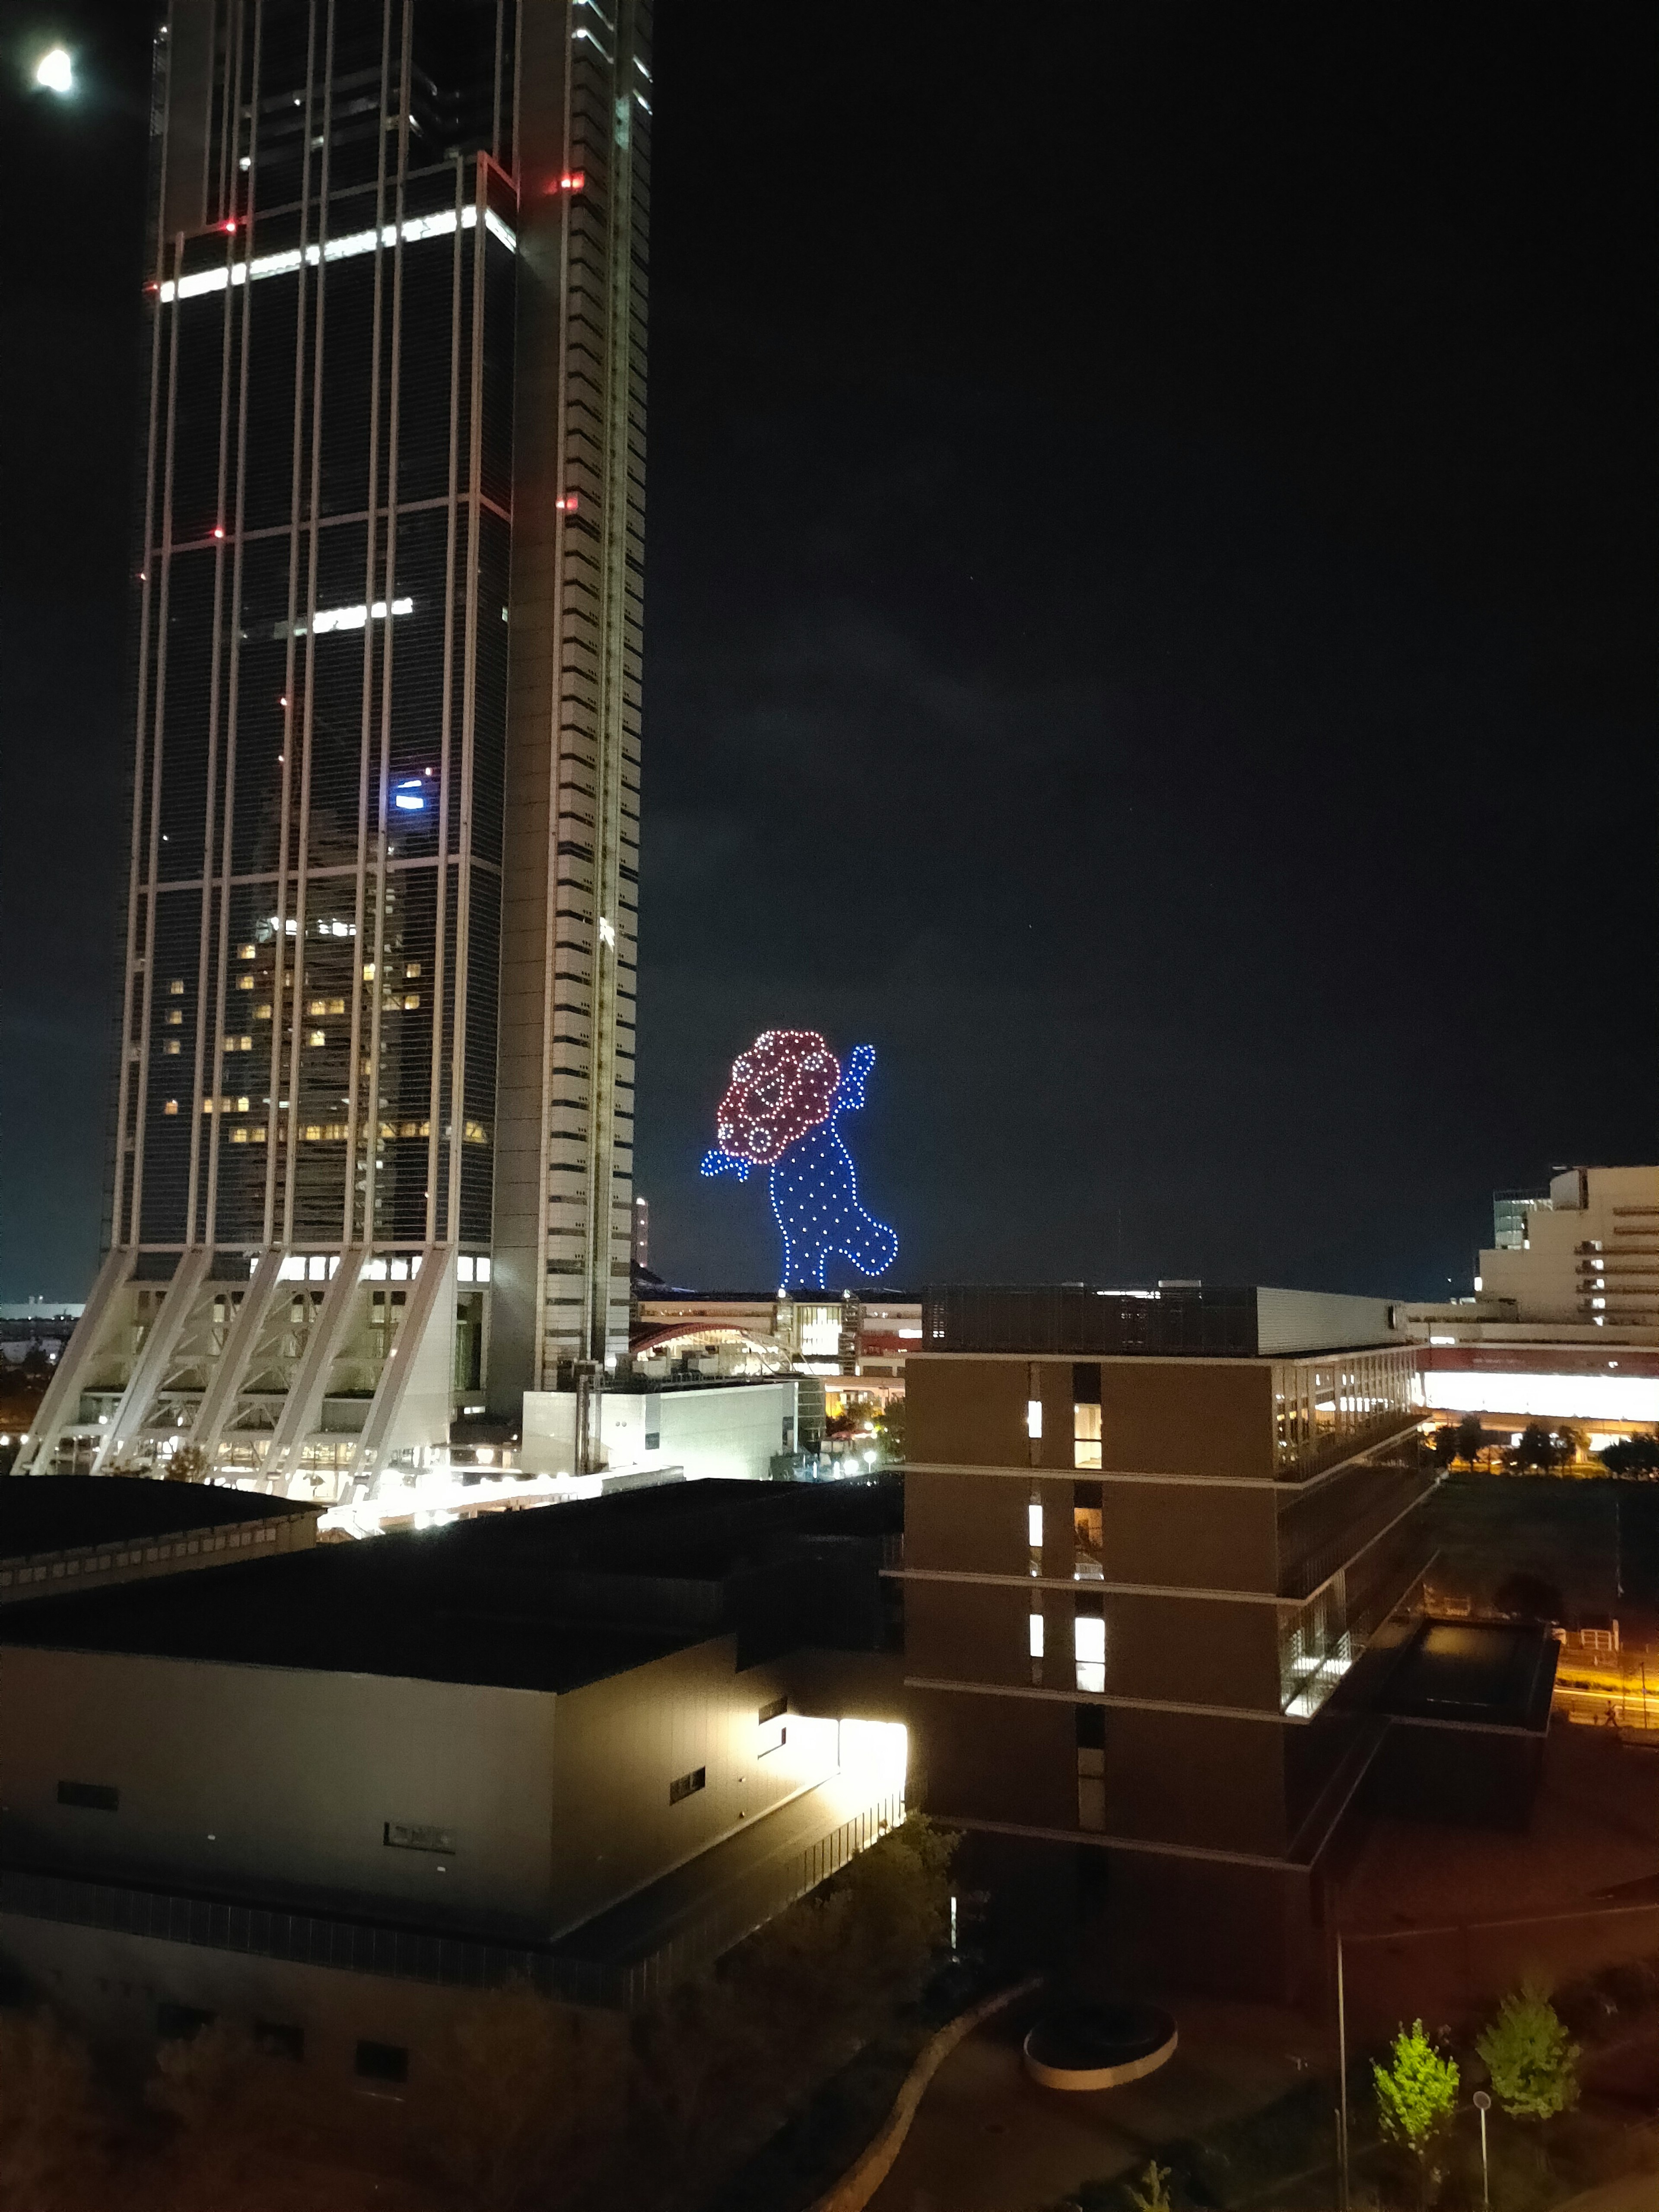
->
555;493;578;513
548;171;586;194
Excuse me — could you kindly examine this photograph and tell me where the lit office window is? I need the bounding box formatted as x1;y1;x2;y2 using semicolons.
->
1073;1481;1104;1579
1029;1609;1044;1661
1075;1607;1105;1694
1026;1399;1043;1439
1074;1403;1102;1468
1027;1494;1043;1566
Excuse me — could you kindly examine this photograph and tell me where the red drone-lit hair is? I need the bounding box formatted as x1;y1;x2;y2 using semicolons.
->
712;1030;839;1166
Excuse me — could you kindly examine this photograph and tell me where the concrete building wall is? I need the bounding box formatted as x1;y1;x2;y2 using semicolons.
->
909;1353;1280;1481
1479;1165;1659;1328
0;1630;855;1955
0;1649;558;1937
0;1912;505;2079
547;1640;837;1933
519;1379;796;1482
1101;1478;1278;1593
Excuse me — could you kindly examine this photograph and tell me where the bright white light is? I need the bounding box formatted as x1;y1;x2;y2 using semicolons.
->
157;207;515;305
35;48;73;94
271;596;413;641
839;1718;907;1795
1027;1501;1043;1548
1026;1398;1043;1439
1427;1371;1659;1421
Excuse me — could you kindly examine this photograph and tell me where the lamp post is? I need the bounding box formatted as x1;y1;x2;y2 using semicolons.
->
1336;1930;1349;2212
1473;2090;1491;2211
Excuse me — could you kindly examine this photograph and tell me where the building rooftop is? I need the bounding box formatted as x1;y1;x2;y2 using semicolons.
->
920;1283;1409;1358
1379;1621;1559;1734
0;1477;900;1695
0;1474;317;1559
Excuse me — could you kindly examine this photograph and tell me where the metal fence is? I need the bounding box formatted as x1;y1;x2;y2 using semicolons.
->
0;1792;906;2014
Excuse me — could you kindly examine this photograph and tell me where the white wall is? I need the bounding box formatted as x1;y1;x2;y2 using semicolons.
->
547;1638;838;1933
1479;1165;1659;1325
0;1648;558;1936
520;1379;796;1481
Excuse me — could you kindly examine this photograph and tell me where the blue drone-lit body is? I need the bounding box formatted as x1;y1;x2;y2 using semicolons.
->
701;1037;899;1292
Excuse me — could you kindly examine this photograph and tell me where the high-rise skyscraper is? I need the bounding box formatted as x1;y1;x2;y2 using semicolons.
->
24;0;650;1491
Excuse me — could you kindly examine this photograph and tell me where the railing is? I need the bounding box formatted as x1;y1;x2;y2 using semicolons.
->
0;1793;906;2014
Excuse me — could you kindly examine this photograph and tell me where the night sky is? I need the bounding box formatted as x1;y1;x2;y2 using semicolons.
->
2;4;1653;1306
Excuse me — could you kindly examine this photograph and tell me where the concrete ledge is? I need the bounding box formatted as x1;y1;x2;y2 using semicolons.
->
806;1975;1042;2212
1024;2023;1178;2091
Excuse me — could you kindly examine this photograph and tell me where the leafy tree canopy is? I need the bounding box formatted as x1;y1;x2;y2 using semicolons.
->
1373;2020;1459;2159
1476;1982;1580;2122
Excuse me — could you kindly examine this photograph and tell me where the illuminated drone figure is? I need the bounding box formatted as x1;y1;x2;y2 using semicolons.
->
701;1030;899;1291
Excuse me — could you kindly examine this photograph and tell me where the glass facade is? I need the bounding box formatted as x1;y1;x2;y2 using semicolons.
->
116;8;520;1263
1270;1347;1418;1477
22;1;653;1484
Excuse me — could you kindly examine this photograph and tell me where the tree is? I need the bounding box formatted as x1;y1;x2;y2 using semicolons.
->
873;1395;907;1464
1493;1571;1564;1624
421;1984;628;2211
1597;1435;1659;1478
1505;1423;1576;1475
1476;1982;1579;2121
1373;2020;1459;2192
1433;1416;1487;1469
0;2010;109;2212
146;2021;318;2210
163;1441;210;1482
1127;2161;1173;2211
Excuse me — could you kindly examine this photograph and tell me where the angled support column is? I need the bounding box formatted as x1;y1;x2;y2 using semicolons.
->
93;1245;216;1472
263;1248;369;1490
191;1248;290;1465
350;1247;457;1486
15;1247;138;1475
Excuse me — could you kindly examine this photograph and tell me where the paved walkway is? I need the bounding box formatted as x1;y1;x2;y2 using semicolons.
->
866;1992;1320;2212
1551;2176;1659;2212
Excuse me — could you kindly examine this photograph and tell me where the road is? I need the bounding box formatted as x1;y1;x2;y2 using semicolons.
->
1555;1657;1659;1732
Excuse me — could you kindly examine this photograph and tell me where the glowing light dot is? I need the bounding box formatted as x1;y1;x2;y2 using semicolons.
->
35;48;73;94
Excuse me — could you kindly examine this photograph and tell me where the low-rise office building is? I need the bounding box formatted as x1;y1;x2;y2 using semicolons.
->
1400;1169;1659;1452
1476;1166;1659;1332
633;1289;921;1411
0;1480;906;2074
519;1375;800;1484
899;1284;1555;1996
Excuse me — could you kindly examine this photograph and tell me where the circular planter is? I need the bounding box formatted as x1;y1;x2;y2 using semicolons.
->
1023;2002;1178;2092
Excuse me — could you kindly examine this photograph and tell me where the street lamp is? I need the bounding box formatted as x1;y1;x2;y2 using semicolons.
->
1473;2090;1491;2211
34;46;74;94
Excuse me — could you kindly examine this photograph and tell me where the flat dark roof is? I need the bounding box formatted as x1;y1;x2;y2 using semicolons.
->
0;1476;899;1694
0;1474;316;1560
921;1283;1408;1358
1380;1621;1559;1733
